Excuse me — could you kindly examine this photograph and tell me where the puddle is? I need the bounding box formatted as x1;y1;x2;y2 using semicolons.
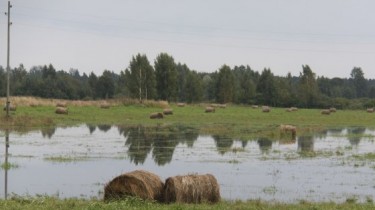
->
0;125;375;203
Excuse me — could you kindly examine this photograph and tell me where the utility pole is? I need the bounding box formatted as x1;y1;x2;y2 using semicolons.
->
5;1;12;118
4;129;10;200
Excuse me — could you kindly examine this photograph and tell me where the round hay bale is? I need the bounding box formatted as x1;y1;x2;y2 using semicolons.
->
177;103;186;107
100;102;110;109
321;109;330;115
367;108;374;113
56;102;67;108
3;104;16;111
280;124;297;138
104;170;164;202
205;106;215;113
150;112;164;119
286;108;292;112
55;107;68;114
329;107;336;113
251;105;259;109
291;107;298;111
218;104;226;108
262;106;270;113
163;108;173;115
164;174;220;204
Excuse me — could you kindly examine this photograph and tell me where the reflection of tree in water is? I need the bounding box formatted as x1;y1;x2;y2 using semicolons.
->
152;132;179;166
298;136;314;152
97;124;112;132
40;127;56;138
120;125;199;166
212;135;234;155
124;126;153;165
347;127;365;146
241;140;248;148
257;138;272;153
86;124;96;134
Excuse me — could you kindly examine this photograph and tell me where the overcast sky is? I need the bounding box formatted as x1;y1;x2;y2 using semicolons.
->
1;0;375;79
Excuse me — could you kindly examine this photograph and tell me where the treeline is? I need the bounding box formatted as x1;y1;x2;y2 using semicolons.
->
1;52;375;109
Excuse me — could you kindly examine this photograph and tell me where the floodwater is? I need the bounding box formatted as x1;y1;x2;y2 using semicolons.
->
0;125;375;203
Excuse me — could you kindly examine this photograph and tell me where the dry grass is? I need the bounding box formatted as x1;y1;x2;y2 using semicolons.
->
0;96;168;108
104;170;164;202
164;174;220;204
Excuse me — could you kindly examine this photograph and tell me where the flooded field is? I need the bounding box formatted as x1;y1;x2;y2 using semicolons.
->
1;125;375;203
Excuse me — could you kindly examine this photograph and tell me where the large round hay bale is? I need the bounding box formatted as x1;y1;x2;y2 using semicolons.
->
55;107;68;114
164;174;220;204
280;124;297;138
262;106;270;112
367;108;374;113
205;107;215;113
150;112;164;119
104;170;164;202
163;108;173;115
321;109;330;115
100;102;110;109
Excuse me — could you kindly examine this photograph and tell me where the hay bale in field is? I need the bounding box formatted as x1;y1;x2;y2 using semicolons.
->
100;102;110;109
218;104;226;108
262;106;270;113
164;174;220;204
55;107;68;114
367;108;374;113
150;112;164;119
291;107;298;111
329;107;336;113
177;103;186;107
205;106;215;113
3;104;16;111
321;109;330;115
56;102;67;107
163;108;173;115
251;105;259;109
280;124;297;138
104;170;164;202
286;108;293;112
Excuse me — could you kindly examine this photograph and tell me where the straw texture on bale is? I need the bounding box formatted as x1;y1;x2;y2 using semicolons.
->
251;105;258;109
150;112;164;119
100;103;110;109
262;106;270;113
104;170;164;202
164;174;220;204
367;108;374;113
163;108;173;115
218;104;226;108
205;107;215;113
55;107;68;114
321;109;330;115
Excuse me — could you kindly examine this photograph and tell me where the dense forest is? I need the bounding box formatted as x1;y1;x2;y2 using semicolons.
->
1;52;374;109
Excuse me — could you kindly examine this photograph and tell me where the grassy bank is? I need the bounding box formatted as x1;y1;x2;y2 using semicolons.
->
0;197;374;210
1;100;374;139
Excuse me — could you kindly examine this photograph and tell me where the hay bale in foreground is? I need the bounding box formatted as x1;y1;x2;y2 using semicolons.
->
163;108;173;115
367;108;374;113
205;106;215;113
104;170;164;202
55;107;68;114
164;174;220;204
150;112;164;119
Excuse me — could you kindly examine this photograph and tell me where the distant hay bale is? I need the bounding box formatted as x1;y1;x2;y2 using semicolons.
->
280;124;297;138
329;107;336;113
367;108;374;113
218;104;226;108
163;108;173;115
177;103;186;107
205;106;215;113
262;106;270;113
150;112;164;119
55;107;68;114
104;170;164;202
286;108;292;112
100;102;110;109
210;104;219;108
251;105;259;109
321;109;330;115
56;102;67;107
3;104;16;111
291;107;298;111
164;174;220;204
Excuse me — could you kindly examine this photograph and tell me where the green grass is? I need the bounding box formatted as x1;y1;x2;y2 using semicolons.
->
1;105;374;139
0;197;374;210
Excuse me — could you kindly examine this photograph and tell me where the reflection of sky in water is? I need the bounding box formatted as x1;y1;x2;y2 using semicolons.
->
0;126;375;203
